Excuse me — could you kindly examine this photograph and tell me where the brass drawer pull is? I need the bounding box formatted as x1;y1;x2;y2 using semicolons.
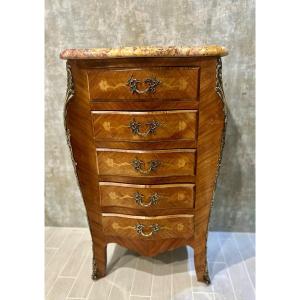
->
129;118;160;136
134;192;159;207
127;75;160;94
135;223;160;237
131;158;160;175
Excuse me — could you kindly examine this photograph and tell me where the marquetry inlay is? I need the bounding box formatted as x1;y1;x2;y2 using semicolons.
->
61;45;228;285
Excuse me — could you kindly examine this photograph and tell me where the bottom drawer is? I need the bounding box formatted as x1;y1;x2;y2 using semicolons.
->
102;213;194;240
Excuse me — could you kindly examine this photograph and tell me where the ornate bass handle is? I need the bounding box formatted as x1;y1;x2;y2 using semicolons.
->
127;75;161;94
134;192;159;207
131;158;161;175
129;119;160;136
135;223;160;237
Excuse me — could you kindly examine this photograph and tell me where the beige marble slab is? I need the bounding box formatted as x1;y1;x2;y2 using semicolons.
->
60;45;228;60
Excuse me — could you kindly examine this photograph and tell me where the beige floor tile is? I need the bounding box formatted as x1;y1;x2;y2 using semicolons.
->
217;232;235;240
193;292;215;300
248;233;256;247
46;277;74;300
87;271;117;300
131;257;153;297
45;228;256;300
219;238;255;300
45;230;84;295
45;247;57;267
68;249;94;298
46;227;72;248
107;243;128;272
244;256;255;289
172;247;193;300
108;251;139;300
151;252;172;300
60;231;92;277
234;233;255;288
210;262;235;300
45;227;56;244
88;244;128;300
208;232;225;263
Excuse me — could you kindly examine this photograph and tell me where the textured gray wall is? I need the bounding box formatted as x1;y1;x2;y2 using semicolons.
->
45;0;255;232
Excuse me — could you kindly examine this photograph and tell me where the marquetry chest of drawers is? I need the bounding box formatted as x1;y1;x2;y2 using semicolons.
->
60;45;228;284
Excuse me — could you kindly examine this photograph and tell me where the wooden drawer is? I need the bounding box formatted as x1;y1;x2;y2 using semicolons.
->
99;182;195;209
87;67;199;101
97;149;196;177
102;213;194;240
92;110;197;142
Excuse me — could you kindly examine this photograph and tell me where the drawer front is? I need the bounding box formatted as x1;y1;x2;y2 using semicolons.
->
87;67;199;100
102;213;194;240
97;149;196;177
92;110;197;142
100;182;194;209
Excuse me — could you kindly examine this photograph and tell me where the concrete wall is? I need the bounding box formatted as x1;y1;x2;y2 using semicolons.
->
45;0;255;232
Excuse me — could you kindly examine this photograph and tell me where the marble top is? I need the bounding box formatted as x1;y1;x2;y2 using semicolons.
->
60;45;228;60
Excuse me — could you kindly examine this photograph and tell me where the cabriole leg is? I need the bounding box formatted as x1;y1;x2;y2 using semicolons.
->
194;247;211;284
91;244;107;280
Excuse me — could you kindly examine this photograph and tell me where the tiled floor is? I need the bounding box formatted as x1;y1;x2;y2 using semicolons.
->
45;227;255;300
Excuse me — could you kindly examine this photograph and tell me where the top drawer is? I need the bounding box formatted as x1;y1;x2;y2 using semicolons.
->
86;67;199;101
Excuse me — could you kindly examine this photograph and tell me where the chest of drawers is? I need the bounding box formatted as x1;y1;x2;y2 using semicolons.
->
60;46;228;284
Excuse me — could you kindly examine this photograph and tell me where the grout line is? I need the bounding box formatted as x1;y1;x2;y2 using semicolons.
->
57;275;77;279
45;228;56;244
216;234;238;300
149;257;154;300
106;258;120;300
65;245;91;300
187;247;195;300
129;256;139;298
171;250;173;300
58;232;86;277
247;232;256;250
45;248;59;268
45;230;77;297
232;233;256;293
85;280;95;300
106;251;120;300
208;263;216;300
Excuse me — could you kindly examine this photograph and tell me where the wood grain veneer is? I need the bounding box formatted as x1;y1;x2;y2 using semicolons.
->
102;213;194;240
99;182;195;209
61;47;228;284
87;67;199;101
96;148;196;177
91;110;197;142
